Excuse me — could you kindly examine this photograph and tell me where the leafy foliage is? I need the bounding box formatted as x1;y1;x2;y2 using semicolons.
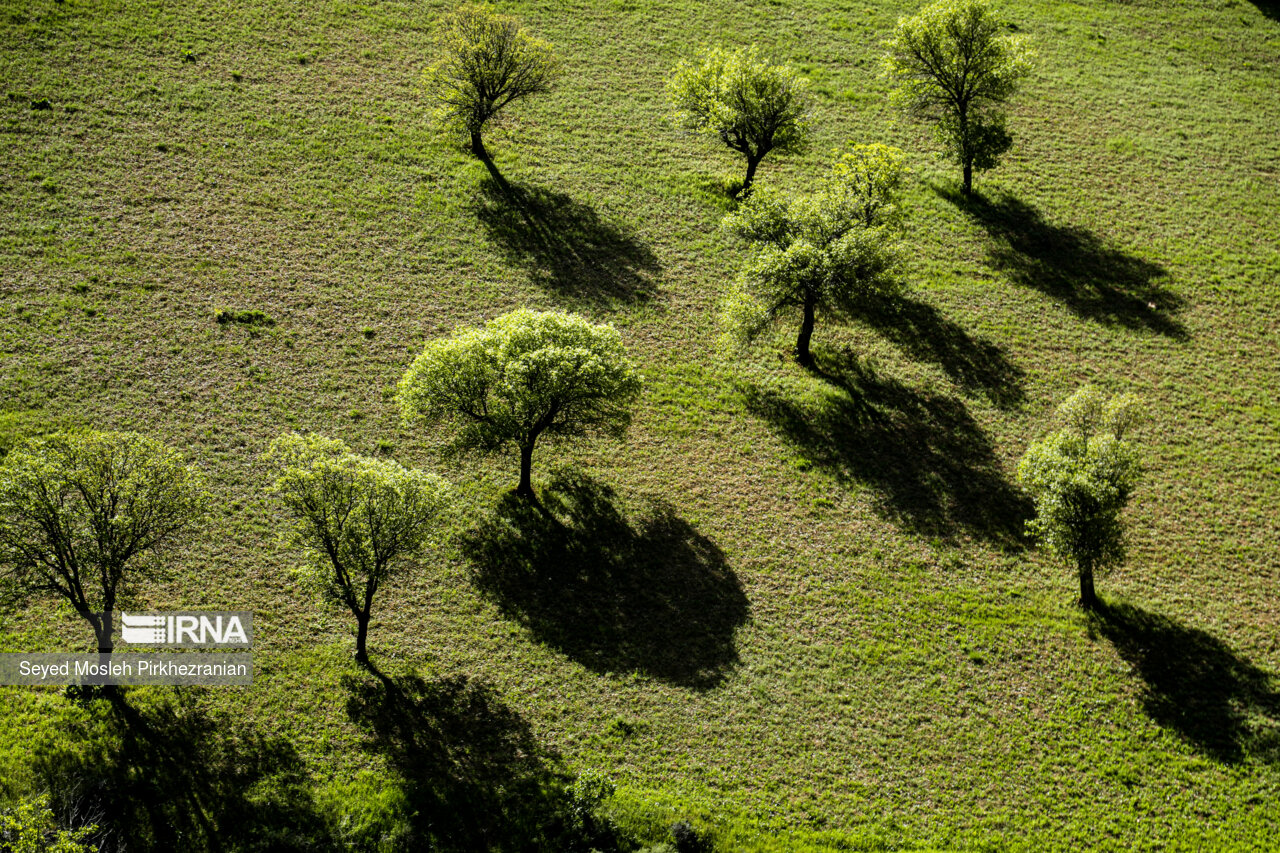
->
667;45;811;195
0;431;209;650
1018;385;1144;607
720;147;906;366
883;0;1032;192
0;795;96;853
397;309;642;497
423;3;558;156
265;433;451;663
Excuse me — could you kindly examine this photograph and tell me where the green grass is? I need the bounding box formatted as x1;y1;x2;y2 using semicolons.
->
2;0;1280;848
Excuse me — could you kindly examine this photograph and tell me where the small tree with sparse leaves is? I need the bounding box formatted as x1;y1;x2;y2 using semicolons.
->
1018;385;1144;610
424;3;559;161
668;45;811;196
720;144;907;367
266;434;451;666
883;0;1032;194
398;309;642;499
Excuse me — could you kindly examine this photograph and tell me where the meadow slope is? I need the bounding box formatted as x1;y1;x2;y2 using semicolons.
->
2;0;1279;848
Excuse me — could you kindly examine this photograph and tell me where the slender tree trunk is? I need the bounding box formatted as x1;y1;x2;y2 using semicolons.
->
962;159;973;196
89;611;117;695
957;105;973;195
796;290;817;368
516;443;535;498
470;130;488;161
354;611;370;666
1078;559;1099;610
741;153;762;197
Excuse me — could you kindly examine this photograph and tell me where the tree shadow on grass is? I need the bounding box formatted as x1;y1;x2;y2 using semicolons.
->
460;471;748;689
743;350;1032;548
936;187;1187;339
1090;602;1280;764
852;293;1027;409
37;691;327;852
1250;0;1279;21
474;174;660;308
343;670;623;852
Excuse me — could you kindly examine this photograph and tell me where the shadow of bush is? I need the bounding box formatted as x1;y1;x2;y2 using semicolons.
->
744;351;1031;548
344;671;625;852
937;187;1187;339
474;176;660;308
1091;602;1280;764
461;471;748;689
36;691;327;852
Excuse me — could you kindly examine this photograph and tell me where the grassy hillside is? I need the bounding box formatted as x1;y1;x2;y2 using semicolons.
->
2;0;1279;848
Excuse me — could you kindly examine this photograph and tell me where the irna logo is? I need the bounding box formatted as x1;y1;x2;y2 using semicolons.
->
116;612;253;648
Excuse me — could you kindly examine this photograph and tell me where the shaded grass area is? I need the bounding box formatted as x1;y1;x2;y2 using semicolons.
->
344;669;627;852
35;691;327;852
30;680;634;853
474;173;660;308
851;293;1027;410
743;350;1032;548
463;471;748;690
936;187;1187;339
1091;602;1280;765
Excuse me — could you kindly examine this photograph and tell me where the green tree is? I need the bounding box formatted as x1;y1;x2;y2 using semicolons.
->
423;3;559;162
883;0;1032;194
398;309;642;499
0;795;97;853
0;431;209;655
266;434;450;666
1017;385;1144;610
668;45;811;196
720;145;906;368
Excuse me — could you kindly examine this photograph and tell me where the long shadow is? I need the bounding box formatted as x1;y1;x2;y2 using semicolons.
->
852;293;1026;409
1091;603;1280;763
36;692;327;852
1250;0;1279;21
744;351;1032;548
461;471;748;689
344;670;622;851
474;175;660;307
937;187;1187;339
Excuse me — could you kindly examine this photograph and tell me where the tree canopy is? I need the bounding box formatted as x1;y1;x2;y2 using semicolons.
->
720;145;907;367
1018;385;1144;610
423;3;559;161
398;309;642;498
0;431;209;653
668;44;811;196
266;433;451;665
883;0;1032;194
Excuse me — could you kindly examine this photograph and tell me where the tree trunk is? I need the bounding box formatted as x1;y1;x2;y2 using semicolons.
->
796;290;817;368
355;611;370;666
470;130;488;162
92;613;113;655
741;154;762;197
90;612;116;695
516;443;535;498
957;105;973;195
1078;559;1099;610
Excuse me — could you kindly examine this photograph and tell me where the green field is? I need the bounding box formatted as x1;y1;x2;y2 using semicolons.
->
2;0;1280;849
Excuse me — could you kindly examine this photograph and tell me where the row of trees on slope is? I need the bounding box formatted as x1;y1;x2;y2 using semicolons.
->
425;1;1032;196
0;325;1143;669
0;311;640;665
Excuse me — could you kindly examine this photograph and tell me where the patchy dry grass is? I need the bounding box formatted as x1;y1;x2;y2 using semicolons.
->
1;0;1279;848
